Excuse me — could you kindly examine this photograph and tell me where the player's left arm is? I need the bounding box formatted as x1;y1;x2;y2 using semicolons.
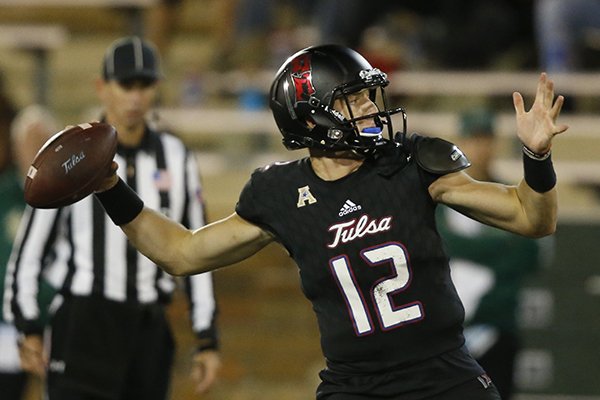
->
430;73;568;238
430;172;555;237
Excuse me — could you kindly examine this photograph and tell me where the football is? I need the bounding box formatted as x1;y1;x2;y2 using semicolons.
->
24;122;118;208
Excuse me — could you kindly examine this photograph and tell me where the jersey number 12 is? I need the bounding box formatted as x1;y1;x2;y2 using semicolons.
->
330;242;423;336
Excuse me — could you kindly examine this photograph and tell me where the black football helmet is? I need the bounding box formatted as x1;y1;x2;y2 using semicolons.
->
269;44;406;155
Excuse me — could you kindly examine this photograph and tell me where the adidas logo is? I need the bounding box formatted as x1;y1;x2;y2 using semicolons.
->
338;199;362;217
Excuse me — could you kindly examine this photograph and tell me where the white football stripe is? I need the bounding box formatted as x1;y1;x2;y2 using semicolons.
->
77;123;92;130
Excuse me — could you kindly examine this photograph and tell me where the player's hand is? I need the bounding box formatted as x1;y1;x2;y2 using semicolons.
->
190;349;221;394
95;161;119;193
513;72;569;154
18;334;47;376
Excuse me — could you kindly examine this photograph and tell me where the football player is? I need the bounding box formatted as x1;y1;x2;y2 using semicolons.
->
95;45;567;399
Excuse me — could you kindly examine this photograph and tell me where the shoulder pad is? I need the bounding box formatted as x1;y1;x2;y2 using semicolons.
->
412;134;470;174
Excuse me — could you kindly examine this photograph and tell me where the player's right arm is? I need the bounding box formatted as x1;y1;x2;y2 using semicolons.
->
122;208;273;276
96;171;274;277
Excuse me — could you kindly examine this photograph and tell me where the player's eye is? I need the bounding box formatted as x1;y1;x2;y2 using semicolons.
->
347;90;368;104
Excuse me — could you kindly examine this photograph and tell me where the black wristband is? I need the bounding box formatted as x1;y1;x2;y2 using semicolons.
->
195;337;219;353
523;147;556;193
196;342;219;353
95;178;144;225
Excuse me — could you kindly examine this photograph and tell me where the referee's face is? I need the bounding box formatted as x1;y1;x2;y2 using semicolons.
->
97;77;158;141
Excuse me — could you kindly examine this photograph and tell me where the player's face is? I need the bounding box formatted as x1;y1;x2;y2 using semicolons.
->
333;89;379;132
100;78;158;131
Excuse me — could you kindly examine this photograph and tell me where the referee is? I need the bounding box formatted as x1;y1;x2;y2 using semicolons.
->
3;37;220;400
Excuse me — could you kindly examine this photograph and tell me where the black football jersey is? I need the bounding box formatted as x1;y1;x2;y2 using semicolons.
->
236;147;468;373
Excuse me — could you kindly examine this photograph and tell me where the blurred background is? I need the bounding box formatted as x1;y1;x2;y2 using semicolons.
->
0;1;599;399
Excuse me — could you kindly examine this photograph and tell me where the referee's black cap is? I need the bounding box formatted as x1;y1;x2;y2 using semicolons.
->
102;36;162;82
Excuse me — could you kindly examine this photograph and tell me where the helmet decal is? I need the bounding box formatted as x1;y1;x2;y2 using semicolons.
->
290;54;315;103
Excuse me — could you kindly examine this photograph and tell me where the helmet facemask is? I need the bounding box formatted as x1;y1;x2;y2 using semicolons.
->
305;69;406;156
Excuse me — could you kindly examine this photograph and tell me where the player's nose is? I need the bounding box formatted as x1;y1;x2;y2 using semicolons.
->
357;97;378;116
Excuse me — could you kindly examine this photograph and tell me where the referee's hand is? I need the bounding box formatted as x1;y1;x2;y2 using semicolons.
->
190;349;221;394
18;334;47;376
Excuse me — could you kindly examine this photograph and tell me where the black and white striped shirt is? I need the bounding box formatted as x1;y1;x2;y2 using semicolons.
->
3;126;218;344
